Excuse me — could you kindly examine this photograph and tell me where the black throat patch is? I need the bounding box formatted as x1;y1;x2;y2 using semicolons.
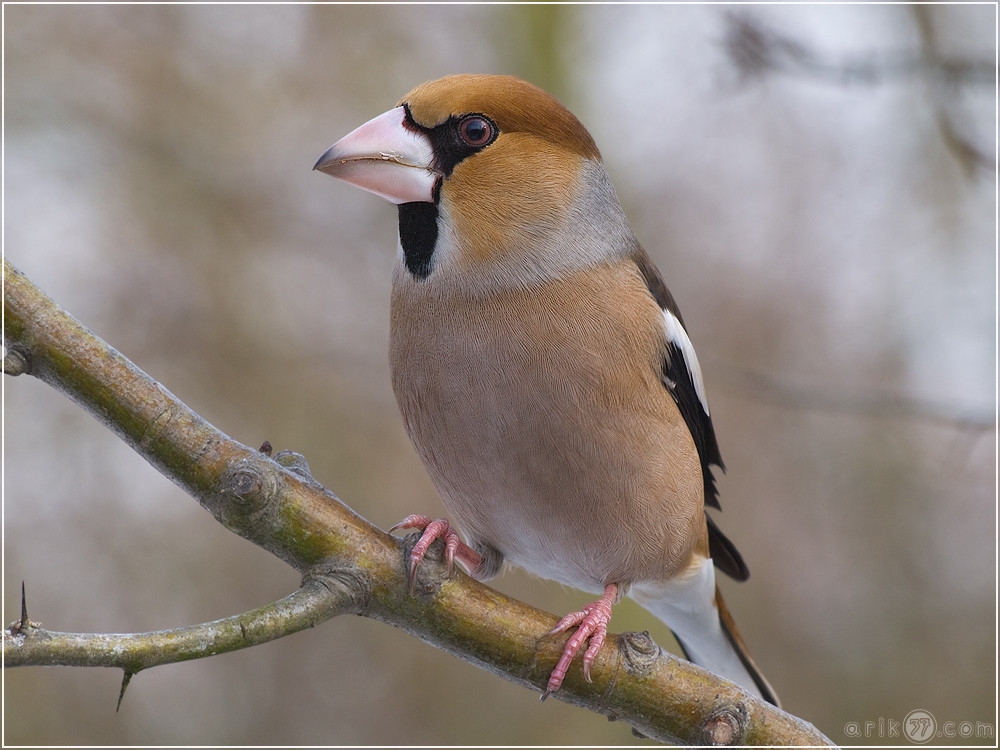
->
397;202;439;279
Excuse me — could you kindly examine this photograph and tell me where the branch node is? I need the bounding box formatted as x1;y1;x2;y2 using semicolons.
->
273;450;313;480
218;458;276;514
2;345;31;376
697;701;749;746
305;563;371;615
618;630;660;678
213;458;282;531
227;467;263;497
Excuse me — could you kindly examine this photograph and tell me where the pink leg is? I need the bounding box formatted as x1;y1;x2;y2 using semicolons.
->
542;583;619;698
389;514;484;590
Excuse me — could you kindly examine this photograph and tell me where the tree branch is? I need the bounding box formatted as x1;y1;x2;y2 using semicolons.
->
3;258;834;746
6;581;344;670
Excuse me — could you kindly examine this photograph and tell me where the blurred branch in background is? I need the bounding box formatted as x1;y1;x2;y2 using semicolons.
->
2;259;834;746
722;9;996;175
714;362;995;431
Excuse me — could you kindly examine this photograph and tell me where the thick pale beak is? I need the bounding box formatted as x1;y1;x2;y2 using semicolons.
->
314;106;438;204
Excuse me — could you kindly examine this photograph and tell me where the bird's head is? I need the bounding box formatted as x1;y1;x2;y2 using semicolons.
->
315;74;637;292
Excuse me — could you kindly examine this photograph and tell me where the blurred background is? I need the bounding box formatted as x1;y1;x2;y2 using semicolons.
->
4;4;995;746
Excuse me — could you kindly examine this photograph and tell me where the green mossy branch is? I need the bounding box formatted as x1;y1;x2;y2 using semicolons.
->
5;582;344;671
3;258;834;746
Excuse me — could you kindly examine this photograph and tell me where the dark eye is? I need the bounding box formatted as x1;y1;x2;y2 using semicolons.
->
457;115;496;148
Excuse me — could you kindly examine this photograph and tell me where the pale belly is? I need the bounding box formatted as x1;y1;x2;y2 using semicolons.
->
390;268;706;592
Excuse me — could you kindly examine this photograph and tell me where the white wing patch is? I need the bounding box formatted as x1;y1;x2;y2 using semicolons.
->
661;308;710;417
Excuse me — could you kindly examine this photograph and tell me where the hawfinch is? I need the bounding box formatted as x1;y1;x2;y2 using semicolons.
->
315;74;779;706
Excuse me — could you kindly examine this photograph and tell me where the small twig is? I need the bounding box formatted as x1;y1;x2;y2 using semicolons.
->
5;582;349;671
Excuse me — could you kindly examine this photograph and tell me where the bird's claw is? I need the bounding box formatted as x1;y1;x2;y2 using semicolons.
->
389;515;479;593
541;583;618;695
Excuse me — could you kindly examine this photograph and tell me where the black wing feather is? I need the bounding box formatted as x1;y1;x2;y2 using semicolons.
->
632;247;749;581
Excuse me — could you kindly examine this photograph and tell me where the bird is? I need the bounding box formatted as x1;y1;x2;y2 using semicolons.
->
314;73;779;706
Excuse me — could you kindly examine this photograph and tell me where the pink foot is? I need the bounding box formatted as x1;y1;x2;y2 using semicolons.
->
389;514;484;590
541;583;619;698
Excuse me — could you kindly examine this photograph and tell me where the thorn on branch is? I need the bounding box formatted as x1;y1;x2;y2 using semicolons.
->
21;581;29;629
8;581;40;635
117;671;135;712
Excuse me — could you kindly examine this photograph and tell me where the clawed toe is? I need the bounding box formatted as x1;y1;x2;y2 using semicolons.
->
389;515;485;592
541;583;618;695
